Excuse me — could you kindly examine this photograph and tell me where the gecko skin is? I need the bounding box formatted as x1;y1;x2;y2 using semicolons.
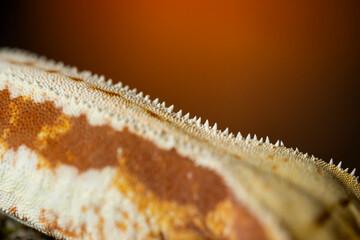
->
0;49;359;240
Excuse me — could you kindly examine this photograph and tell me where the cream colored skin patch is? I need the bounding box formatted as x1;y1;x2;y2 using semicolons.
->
0;145;151;240
0;49;360;240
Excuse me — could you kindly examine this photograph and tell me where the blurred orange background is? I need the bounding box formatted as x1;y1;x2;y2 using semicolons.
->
1;1;359;168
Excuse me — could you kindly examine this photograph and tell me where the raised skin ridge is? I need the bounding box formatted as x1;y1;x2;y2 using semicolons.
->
0;48;359;240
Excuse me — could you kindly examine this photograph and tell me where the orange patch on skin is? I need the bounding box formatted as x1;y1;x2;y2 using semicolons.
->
115;221;127;231
39;209;79;239
8;206;17;215
36;154;53;170
283;158;289;162
317;168;323;175
122;211;129;220
94;207;105;240
9;101;21;125
133;222;142;231
37;114;71;150
272;165;278;171
99;216;105;239
268;155;275;160
80;224;87;237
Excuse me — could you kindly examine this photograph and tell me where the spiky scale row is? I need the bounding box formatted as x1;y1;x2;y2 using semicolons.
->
46;56;291;151
124;77;296;152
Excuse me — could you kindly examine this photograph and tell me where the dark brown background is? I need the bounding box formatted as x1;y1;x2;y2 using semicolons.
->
1;1;359;169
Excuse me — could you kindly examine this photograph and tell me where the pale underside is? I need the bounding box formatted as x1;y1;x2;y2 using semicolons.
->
0;49;359;240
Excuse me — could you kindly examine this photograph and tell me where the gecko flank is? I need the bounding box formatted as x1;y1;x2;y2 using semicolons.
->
0;49;359;240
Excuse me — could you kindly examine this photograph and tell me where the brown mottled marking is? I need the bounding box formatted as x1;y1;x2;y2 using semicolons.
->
159;231;165;240
0;88;268;240
6;59;35;66
89;86;122;97
315;199;354;228
8;206;17;215
339;198;350;207
316;209;331;225
272;165;278;171
145;109;162;121
68;76;84;82
283;158;289;162
268;155;274;160
317;168;323;175
232;153;242;160
45;69;60;74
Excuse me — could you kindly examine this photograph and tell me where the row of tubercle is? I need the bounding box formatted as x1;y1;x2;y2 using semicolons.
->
104;79;358;181
1;47;357;182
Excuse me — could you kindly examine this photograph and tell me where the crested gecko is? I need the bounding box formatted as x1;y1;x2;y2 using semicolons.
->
0;48;359;240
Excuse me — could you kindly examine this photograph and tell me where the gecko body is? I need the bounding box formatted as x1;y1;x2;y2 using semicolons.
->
0;49;359;240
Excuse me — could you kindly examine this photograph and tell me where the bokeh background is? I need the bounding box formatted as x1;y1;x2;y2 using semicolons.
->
1;1;359;169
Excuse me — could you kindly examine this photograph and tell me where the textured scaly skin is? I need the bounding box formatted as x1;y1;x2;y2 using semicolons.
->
0;49;359;240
